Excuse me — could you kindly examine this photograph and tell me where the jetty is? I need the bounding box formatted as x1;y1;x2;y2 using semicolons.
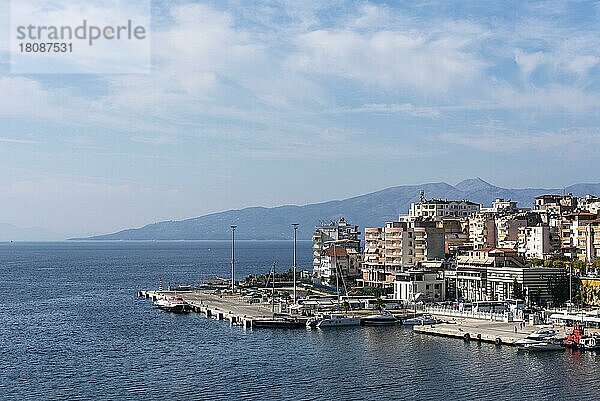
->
138;289;310;329
412;319;568;346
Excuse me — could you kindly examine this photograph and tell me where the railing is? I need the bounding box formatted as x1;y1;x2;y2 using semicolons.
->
424;306;509;322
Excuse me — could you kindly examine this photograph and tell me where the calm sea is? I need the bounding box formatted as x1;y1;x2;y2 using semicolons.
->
1;241;598;401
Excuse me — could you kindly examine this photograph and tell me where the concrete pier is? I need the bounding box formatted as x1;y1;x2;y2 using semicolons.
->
139;289;290;328
413;319;549;346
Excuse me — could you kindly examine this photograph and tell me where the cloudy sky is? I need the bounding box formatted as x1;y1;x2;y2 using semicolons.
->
0;0;599;237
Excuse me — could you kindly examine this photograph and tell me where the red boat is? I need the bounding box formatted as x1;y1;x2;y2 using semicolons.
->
564;324;600;350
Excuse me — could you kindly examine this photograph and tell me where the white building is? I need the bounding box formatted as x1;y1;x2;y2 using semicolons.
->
313;217;360;285
393;270;445;302
517;226;554;259
480;198;518;214
319;246;361;286
408;199;480;220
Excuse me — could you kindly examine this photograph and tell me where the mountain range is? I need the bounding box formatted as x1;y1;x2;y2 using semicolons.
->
0;223;63;241
73;178;600;241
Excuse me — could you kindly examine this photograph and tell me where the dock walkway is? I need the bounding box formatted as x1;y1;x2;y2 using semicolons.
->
138;289;293;328
413;319;564;345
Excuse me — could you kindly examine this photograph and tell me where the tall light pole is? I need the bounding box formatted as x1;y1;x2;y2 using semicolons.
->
292;223;299;303
231;225;237;292
569;262;573;310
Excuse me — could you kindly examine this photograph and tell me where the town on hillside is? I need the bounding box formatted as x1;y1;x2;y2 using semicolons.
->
312;192;600;310
143;191;600;348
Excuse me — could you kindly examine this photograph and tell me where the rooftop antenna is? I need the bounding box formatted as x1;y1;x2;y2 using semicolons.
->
420;190;426;202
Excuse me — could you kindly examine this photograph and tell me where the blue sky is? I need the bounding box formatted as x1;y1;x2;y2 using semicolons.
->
0;0;599;236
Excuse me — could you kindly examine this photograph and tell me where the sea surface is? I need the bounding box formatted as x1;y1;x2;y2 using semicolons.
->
1;241;599;401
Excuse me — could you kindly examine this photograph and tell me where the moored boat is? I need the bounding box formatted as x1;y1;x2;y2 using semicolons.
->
307;313;362;328
253;317;306;329
563;323;596;349
362;311;398;326
527;329;557;340
518;340;564;352
403;315;439;326
153;296;189;313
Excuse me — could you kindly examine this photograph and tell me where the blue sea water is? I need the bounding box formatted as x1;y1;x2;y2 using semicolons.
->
0;241;598;401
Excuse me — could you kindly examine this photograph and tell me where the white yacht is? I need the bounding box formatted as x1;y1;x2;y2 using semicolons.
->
518;340;564;352
527;329;557;340
361;311;398;326
306;313;361;328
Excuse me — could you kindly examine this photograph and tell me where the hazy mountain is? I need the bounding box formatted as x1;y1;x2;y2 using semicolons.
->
0;223;63;241
73;178;600;241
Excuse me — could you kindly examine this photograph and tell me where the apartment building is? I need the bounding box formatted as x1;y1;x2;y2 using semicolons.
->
318;246;361;286
408;198;480;220
360;220;445;288
517;225;556;259
312;217;361;285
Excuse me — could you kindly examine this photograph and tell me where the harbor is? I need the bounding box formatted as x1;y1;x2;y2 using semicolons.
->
137;286;598;350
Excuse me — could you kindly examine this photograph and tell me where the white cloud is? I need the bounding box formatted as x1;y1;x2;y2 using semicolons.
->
0;136;38;144
440;130;600;153
288;29;485;93
514;49;547;80
352;103;440;117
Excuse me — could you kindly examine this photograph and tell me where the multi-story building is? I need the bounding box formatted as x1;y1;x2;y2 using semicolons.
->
468;213;497;249
517;225;556;260
440;217;471;255
469;213;532;250
408;198;480;220
312;217;360;285
495;215;528;249
572;218;600;263
559;212;598;261
359;220;445;289
535;194;578;216
393;270;445;303
318;246;361;287
486;265;566;305
446;248;564;305
447;248;526;302
580;195;600;215
480;198;519;214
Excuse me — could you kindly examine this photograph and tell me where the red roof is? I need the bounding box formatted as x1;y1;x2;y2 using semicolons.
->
325;246;348;257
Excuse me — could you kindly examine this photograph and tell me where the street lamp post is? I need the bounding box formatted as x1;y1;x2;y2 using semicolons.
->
292;224;299;304
231;225;237;292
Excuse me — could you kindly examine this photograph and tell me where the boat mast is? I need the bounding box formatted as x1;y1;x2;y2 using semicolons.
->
231;225;237;292
334;242;341;309
272;262;276;316
292;223;299;304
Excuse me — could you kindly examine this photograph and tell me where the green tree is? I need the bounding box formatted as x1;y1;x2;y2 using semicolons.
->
552;260;565;268
512;278;524;299
530;258;544;267
547;274;570;306
572;260;585;273
544;259;554;268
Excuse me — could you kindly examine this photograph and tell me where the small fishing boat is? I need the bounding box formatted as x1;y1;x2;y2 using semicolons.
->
153;296;189;313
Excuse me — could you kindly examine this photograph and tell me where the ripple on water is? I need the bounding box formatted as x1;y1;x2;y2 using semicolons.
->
1;242;599;401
